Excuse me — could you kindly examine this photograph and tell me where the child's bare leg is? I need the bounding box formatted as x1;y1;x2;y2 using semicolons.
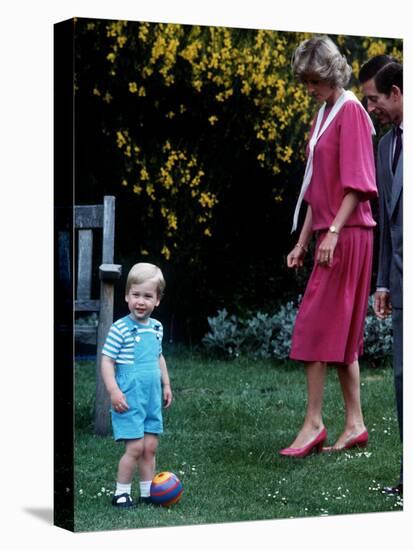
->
137;434;159;499
117;438;144;484
138;434;159;481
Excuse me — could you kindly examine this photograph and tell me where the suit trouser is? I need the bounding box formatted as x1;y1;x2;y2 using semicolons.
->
392;307;403;482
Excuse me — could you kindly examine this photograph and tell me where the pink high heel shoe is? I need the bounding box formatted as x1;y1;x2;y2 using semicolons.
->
279;427;327;458
322;429;369;452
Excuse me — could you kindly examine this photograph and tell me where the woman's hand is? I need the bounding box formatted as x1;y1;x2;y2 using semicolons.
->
316;232;338;267
110;388;129;413
287;245;306;268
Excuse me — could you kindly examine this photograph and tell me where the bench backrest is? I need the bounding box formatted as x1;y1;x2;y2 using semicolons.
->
74;196;115;313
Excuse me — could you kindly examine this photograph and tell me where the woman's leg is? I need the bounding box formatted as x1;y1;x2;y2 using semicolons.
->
333;360;366;447
287;361;327;448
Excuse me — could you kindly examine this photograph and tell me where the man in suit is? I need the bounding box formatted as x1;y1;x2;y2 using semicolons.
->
360;59;403;496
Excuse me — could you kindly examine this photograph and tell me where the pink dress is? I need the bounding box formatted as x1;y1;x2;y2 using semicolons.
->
290;100;378;365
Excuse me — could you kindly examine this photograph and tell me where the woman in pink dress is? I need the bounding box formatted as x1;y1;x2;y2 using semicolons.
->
280;36;378;458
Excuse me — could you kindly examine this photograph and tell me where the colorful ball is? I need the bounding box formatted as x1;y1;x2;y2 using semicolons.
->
150;471;183;507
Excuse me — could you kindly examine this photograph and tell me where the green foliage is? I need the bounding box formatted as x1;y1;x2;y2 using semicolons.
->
202;299;296;360
203;295;393;364
363;296;393;366
74;18;402;262
73;18;402;343
202;301;298;360
201;309;246;358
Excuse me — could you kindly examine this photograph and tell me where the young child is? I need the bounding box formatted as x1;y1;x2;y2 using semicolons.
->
101;262;173;508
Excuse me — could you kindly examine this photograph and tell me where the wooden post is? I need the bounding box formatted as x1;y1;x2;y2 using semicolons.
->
94;264;121;435
93;196;119;436
102;196;115;264
94;280;115;436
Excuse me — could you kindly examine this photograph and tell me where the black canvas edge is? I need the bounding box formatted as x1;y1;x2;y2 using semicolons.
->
54;18;75;532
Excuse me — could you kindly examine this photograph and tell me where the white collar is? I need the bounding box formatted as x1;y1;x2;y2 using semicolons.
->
291;90;374;233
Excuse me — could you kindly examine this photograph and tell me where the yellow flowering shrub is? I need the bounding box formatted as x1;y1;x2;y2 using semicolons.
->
77;19;402;261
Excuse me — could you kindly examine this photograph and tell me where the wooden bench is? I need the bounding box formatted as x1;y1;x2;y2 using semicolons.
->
74;195;121;435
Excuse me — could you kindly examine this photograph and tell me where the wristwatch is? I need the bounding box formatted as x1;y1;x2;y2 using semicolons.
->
329;225;339;234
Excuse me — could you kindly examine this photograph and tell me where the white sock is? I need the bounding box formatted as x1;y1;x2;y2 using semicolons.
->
139;480;152;498
115;482;131;496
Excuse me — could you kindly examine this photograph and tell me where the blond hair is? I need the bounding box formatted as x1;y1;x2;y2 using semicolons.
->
292;35;352;88
125;262;166;297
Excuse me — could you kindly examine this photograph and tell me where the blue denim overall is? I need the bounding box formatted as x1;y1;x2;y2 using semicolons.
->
111;316;163;440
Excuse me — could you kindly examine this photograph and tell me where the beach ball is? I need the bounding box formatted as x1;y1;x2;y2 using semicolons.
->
150;471;183;507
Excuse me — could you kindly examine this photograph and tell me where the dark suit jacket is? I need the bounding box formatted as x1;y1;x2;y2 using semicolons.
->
376;127;403;309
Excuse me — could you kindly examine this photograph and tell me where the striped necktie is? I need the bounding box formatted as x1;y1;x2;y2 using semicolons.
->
392;126;402;174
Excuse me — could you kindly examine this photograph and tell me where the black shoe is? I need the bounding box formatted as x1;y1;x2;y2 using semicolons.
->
381;483;403;496
138;496;161;506
112;493;136;508
138;496;153;505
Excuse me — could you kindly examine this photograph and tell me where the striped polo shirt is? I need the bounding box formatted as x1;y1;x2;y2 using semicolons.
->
102;315;163;366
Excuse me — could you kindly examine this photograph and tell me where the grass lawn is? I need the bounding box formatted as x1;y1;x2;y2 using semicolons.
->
74;350;402;532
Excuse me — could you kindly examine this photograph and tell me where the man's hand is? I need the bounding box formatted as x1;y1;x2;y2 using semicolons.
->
374;290;392;320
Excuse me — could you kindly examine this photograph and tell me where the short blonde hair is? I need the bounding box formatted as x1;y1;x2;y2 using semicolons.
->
292;35;352;88
125;262;166;297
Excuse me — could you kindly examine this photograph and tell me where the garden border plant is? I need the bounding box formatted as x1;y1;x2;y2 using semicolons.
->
202;295;392;366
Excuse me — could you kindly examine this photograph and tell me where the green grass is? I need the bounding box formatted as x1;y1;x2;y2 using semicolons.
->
74;351;402;532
